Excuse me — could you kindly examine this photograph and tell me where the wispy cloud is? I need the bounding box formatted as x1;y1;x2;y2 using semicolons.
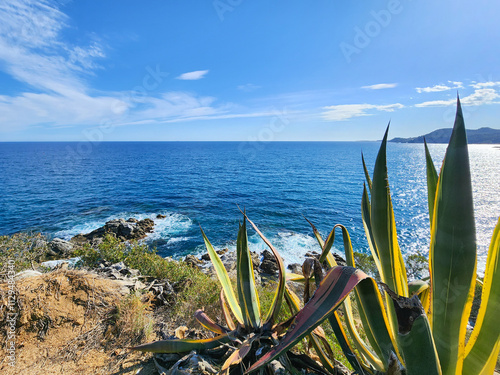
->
321;103;404;121
470;81;500;89
415;88;500;107
0;3;272;132
237;83;261;92
176;70;209;80
415;81;463;93
362;83;398;90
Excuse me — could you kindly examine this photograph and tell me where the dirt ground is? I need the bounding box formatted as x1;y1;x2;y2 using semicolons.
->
0;269;158;375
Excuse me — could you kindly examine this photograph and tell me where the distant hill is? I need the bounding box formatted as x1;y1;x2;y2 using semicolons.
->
390;127;500;144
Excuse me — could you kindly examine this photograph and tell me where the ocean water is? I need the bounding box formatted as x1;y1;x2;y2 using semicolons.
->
0;141;499;272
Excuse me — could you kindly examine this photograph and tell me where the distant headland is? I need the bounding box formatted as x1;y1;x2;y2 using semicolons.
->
390;127;500;144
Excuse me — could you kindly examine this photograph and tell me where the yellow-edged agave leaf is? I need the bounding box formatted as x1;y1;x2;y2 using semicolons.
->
342;295;385;373
370;125;408;298
194;309;230;335
284;284;366;374
424;139;439;227
305;218;374;373
362;152;373;192
131;334;232;353
398;315;441;375
246;266;370;374
236;219;261;329
429;98;477;375
201;227;243;324
381;285;442;375
408;279;430;313
463;216;500;375
327;223;399;370
304;216;337;267
362;184;382;272
220;289;236;331
244;213;286;328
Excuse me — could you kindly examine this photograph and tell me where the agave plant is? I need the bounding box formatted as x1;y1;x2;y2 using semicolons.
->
132;212;361;374
248;98;500;375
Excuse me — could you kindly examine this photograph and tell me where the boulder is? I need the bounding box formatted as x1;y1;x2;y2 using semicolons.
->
71;217;155;244
259;249;279;275
47;238;74;259
156;214;166;219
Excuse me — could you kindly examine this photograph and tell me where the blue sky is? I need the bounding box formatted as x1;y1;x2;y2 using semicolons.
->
1;0;500;141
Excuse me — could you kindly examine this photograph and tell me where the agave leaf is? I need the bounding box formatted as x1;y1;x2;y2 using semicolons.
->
194;309;230;335
362;184;382;270
131;334;232;353
408;279;430;313
328;224;399;370
424;139;439;227
246;266;370;374
370;124;408;298
309;331;338;374
236;218;261;329
463;216;500;375
362;151;373;192
220;289;236;331
201;227;243;324
304;216;337;267
286;272;306;282
221;338;254;374
305;218;372;373
244;213;286;328
429;98;477;375
381;284;442;375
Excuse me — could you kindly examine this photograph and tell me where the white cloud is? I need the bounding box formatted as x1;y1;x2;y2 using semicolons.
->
361;83;398;90
321;103;404;121
0;3;271;133
176;70;209;80
416;81;463;93
470;81;500;89
237;83;261;92
415;88;500;107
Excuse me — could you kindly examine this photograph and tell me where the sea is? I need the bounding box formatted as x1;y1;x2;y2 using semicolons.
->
1;141;499;273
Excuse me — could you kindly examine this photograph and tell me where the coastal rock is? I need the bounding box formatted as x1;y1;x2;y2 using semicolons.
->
71;217;155;244
47;238;74;259
156;214;167;219
201;248;228;261
287;263;302;274
259;249;279;275
184;254;203;268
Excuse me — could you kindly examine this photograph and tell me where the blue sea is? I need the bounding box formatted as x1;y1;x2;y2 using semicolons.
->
1;141;499;272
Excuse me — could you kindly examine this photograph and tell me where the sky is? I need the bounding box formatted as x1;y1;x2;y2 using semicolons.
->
1;0;500;141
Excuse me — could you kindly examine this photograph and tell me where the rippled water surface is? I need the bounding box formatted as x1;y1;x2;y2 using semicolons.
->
1;142;498;272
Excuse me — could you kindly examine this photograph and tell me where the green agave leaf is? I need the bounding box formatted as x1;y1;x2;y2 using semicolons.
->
325;223;399;370
424;139;439;227
463;216;500;375
131;334;232;353
362;183;382;270
237;218;261;329
429;98;477;375
381;285;441;375
304;216;337;267
305;218;372;373
201;227;244;324
246;266;370;374
408;279;430;313
370;124;408;298
194;309;230;335
362;151;373;192
243;213;286;328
